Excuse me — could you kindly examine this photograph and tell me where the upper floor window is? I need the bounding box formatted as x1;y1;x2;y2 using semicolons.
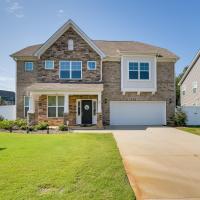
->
25;62;33;71
129;62;138;79
45;60;54;69
59;61;82;79
68;39;74;51
24;96;30;117
87;61;96;70
129;62;150;80
192;81;197;94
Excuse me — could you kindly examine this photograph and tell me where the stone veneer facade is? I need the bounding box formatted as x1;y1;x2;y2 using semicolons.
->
102;61;175;125
38;27;101;83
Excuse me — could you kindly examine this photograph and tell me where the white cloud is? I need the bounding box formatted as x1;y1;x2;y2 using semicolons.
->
5;1;24;18
15;13;24;18
57;9;64;17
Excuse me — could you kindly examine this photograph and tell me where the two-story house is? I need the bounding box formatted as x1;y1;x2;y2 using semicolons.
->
179;50;200;106
11;19;178;127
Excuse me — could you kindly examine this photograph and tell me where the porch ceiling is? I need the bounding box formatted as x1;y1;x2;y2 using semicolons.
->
27;83;103;93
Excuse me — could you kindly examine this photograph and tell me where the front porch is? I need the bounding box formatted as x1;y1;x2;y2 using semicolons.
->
26;83;103;128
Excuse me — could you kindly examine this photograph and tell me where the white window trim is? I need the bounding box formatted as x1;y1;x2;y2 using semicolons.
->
47;95;64;118
87;61;96;70
25;62;33;71
24;96;30;118
59;61;82;80
45;60;54;70
128;61;151;81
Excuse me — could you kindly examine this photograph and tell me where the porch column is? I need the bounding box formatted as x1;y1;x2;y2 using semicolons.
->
64;93;69;113
97;92;102;113
97;92;103;128
27;93;36;125
63;93;69;125
29;93;35;113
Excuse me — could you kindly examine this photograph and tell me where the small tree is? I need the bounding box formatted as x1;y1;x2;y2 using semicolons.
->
0;115;4;121
174;108;187;126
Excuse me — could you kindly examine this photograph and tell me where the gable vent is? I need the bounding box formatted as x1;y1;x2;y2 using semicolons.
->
68;39;74;51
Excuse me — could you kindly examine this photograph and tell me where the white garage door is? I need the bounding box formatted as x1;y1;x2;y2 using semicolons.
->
110;101;166;125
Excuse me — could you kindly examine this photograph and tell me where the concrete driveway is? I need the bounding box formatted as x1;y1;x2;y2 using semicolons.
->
113;127;200;200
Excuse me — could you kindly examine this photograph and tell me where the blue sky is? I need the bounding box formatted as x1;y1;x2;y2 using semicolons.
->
0;0;200;91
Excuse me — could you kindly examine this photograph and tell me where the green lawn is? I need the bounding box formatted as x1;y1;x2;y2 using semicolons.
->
0;133;135;200
178;127;200;136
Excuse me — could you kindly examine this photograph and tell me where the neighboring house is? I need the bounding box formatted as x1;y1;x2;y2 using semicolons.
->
179;50;200;106
0;90;15;105
11;19;178;127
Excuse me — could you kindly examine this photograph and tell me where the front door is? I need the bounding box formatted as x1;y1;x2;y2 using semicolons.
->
82;100;92;124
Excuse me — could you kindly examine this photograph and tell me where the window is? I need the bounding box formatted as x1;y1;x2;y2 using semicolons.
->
24;96;30;117
68;39;74;51
129;62;150;80
71;61;82;78
192;82;197;94
78;101;81;116
87;61;96;70
93;101;97;116
60;61;82;79
25;62;33;71
193;88;197;94
45;60;54;69
182;86;186;96
129;62;138;79
48;96;64;118
140;63;149;80
60;61;70;79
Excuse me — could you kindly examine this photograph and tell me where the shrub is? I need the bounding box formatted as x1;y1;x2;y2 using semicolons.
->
20;125;28;130
14;119;27;130
0;120;15;130
28;125;35;131
59;124;68;131
35;122;48;130
0;115;4;121
174;109;187;126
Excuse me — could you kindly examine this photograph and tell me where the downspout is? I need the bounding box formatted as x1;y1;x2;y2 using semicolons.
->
100;58;103;82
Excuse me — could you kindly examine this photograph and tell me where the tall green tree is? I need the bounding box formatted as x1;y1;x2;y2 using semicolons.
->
176;66;188;106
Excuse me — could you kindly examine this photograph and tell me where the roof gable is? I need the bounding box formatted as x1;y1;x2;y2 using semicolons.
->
179;50;200;85
34;19;105;58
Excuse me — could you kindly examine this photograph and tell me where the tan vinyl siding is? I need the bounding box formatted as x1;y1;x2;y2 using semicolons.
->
181;57;200;106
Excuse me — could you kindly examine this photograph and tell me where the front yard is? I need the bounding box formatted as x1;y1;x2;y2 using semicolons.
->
0;133;135;200
178;127;200;136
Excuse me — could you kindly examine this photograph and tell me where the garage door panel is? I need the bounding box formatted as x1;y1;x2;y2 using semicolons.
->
110;101;166;125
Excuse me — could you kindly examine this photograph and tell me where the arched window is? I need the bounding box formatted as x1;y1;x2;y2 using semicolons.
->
68;39;74;51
